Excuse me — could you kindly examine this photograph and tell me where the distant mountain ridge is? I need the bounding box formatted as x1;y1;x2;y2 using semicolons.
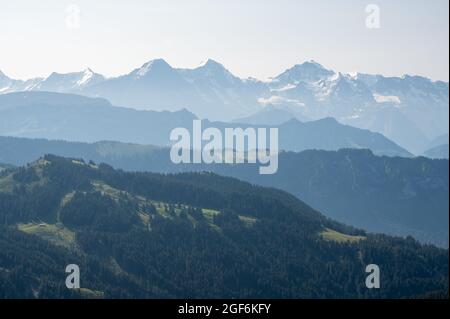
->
1;59;447;154
0;91;197;146
427;134;450;150
233;104;311;125
424;144;449;159
0;92;411;157
0;136;446;246
422;134;449;159
0;68;104;94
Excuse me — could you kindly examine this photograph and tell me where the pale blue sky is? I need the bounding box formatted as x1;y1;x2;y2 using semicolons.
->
1;0;448;81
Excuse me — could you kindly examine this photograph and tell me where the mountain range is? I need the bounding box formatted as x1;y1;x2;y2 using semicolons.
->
424;144;449;159
1;59;448;154
423;134;449;159
0;136;447;246
0;91;412;157
0;155;447;298
1;58;448;299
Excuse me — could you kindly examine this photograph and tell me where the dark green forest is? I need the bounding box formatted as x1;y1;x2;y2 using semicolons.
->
0;155;448;298
1;136;447;247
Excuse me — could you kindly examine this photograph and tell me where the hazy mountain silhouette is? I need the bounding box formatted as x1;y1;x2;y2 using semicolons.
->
2;59;447;154
0;92;411;157
424;144;449;159
0;136;445;246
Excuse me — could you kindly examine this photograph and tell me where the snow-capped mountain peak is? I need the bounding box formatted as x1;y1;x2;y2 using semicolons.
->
134;59;173;78
29;68;105;92
76;68;96;86
180;58;242;89
273;60;335;85
0;58;448;155
302;59;327;69
200;58;228;70
0;70;12;93
194;58;235;78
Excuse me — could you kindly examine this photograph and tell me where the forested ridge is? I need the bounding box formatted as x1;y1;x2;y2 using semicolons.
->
1;136;447;246
0;155;448;298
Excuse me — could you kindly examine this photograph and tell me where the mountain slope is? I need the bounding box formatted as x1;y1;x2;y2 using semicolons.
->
1;71;42;93
274;118;412;157
34;69;105;93
0;91;197;146
0;155;448;298
204;117;412;157
0;92;411;157
427;134;450;150
84;59;197;110
424;144;449;159
423;134;449;159
2;60;447;153
266;64;448;154
0;137;446;246
233;104;311;125
207;149;449;247
83;58;265;120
